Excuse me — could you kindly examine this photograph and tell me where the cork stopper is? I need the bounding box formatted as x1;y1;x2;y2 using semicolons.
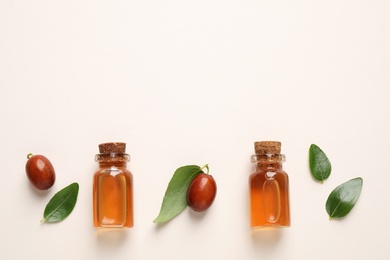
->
98;142;126;154
254;141;281;155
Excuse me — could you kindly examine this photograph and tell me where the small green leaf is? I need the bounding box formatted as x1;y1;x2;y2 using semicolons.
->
153;165;203;223
41;182;79;223
309;144;332;183
326;177;363;219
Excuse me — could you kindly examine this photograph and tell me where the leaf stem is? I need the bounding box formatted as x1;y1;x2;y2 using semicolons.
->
27;153;33;159
201;164;209;174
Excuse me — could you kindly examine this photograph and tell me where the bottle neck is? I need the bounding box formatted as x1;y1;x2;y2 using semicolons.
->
95;153;130;168
251;153;285;171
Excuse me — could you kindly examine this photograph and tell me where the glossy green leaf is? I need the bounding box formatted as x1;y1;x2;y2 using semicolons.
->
153;165;203;223
309;144;332;183
41;182;79;223
326;177;363;219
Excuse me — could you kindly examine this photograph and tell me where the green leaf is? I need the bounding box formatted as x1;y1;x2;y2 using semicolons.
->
326;177;363;219
41;182;79;223
153;165;203;223
309;144;332;183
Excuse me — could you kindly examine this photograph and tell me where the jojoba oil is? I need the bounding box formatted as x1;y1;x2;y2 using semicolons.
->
249;141;290;228
93;142;133;228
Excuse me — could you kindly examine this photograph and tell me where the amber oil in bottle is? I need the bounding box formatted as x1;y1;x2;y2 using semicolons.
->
249;141;290;228
93;142;133;228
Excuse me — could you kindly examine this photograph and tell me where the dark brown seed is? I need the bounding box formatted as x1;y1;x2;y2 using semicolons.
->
187;173;217;212
25;154;56;190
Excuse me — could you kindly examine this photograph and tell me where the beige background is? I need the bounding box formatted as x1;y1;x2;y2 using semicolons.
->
1;0;389;259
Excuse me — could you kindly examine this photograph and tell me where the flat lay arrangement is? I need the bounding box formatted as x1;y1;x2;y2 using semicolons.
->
24;141;362;228
2;1;389;259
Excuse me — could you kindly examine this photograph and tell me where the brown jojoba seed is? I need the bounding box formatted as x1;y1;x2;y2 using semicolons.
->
25;154;56;190
186;173;217;212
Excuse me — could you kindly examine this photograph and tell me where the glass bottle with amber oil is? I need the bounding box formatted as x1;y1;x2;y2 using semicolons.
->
249;141;290;228
93;142;133;228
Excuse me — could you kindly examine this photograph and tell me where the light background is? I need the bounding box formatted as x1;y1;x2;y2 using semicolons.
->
1;0;389;259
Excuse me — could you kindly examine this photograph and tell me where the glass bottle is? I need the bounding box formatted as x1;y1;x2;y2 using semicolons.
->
249;141;290;228
93;142;134;228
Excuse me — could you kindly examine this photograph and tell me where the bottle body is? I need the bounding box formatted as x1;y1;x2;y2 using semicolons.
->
93;142;133;228
249;142;291;228
93;165;133;227
250;166;290;228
